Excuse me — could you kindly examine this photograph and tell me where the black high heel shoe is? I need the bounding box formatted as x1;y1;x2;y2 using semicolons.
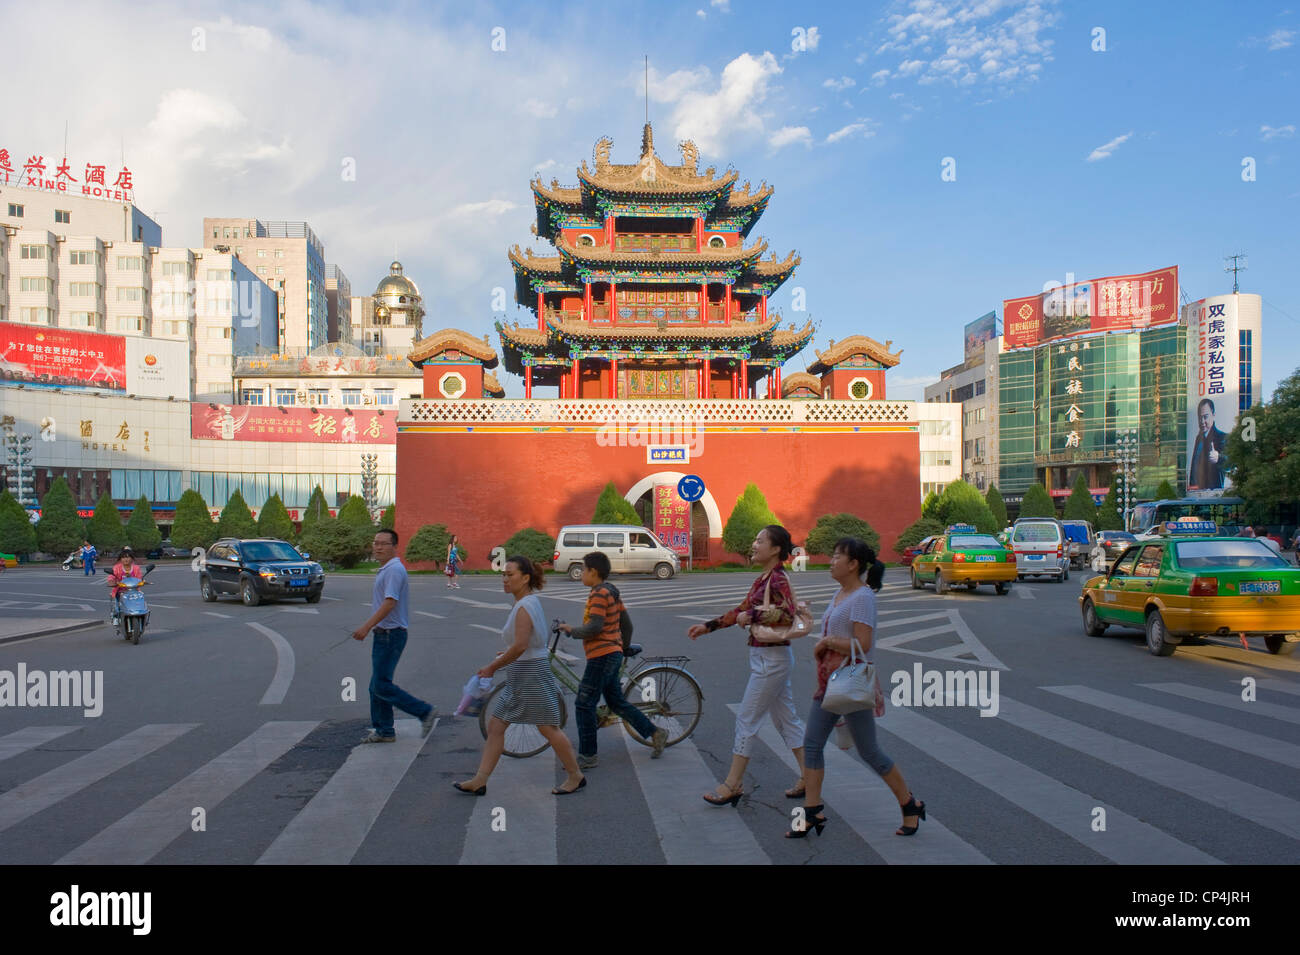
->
784;804;827;839
896;795;926;836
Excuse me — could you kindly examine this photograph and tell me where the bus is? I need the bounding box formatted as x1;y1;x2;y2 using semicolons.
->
1128;498;1248;535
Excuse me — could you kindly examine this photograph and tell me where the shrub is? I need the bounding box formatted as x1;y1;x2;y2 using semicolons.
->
1018;483;1057;519
894;517;944;553
257;493;296;542
1155;478;1178;501
337;494;376;533
1096;477;1124;531
87;491;126;552
592;482;640;525
1062;472;1098;522
171;489;218;551
405;523;451;567
380;504;395;530
217;489;258;539
299;518;372;569
805;513;880;555
125;496;162;553
920;491;942;521
36;477;85;556
722;483;778;562
502;528;555;567
301;486;331;533
985;485;1008;529
935;480;998;533
0;489;37;556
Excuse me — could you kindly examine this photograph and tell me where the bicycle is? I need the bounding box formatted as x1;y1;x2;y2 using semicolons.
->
479;619;704;758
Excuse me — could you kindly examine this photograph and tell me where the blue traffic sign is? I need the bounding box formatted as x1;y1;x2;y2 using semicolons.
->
677;475;705;502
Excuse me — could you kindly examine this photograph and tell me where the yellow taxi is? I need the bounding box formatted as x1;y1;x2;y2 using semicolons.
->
910;524;1018;595
1079;521;1300;656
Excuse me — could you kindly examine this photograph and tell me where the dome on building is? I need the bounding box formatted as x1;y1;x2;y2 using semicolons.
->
375;260;420;300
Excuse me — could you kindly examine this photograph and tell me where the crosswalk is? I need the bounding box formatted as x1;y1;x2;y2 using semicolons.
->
2;674;1297;864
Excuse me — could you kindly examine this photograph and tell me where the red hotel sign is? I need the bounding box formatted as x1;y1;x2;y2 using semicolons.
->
0;149;135;201
1;327;126;390
192;404;396;444
1003;266;1178;349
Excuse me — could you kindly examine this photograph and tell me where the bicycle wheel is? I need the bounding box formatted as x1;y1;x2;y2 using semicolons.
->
622;665;703;746
477;683;568;758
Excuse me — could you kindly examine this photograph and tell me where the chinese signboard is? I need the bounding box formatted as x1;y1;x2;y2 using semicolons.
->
652;483;691;556
1052;339;1093;453
0;149;135;202
1003;266;1178;349
1;327;126;390
124;337;191;398
963;311;998;360
191;404;396;444
647;445;689;464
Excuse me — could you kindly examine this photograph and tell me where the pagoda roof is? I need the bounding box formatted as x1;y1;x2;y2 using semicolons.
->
554;234;769;268
807;335;903;374
482;370;505;397
408;328;499;367
781;371;823;397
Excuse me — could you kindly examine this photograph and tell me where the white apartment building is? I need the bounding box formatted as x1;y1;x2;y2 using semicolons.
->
925;335;1001;493
325;263;353;345
916;401;963;500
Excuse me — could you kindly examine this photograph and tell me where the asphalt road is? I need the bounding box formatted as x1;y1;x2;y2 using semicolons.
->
1;560;1297;865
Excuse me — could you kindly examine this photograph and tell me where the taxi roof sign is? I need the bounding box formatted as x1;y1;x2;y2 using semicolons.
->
1161;521;1217;535
947;523;978;533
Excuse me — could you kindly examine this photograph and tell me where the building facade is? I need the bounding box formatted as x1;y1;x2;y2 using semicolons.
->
349;261;424;355
925;334;1000;492
324;263;353;345
233;342;423;408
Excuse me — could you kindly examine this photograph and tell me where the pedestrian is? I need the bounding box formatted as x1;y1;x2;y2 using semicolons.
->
1256;528;1282;557
105;547;144;625
81;539;97;576
793;537;925;839
1089;534;1107;574
445;534;461;589
455;554;585;796
350;528;437;743
687;524;807;806
558;551;668;768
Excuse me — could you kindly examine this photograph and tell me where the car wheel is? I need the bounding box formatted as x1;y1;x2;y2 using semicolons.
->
935;570;948;595
241;578;262;607
200;576;217;602
305;591;322;604
1264;635;1292;655
1082;599;1108;637
1145;609;1176;656
654;562;674;580
567;564;584;581
995;582;1010;595
911;568;923;590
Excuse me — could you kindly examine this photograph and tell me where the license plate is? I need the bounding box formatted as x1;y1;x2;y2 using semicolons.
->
288;580;309;587
975;555;996;562
1240;580;1281;595
1026;554;1044;561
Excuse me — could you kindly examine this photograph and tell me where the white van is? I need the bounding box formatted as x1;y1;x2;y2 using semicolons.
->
553;525;681;580
1011;517;1069;582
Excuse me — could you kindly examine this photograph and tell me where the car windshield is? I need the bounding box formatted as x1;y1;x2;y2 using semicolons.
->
1013;524;1059;543
1174;540;1288;570
243;542;303;562
950;535;1002;549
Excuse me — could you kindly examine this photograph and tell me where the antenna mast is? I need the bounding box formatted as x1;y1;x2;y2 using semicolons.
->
1224;252;1247;294
645;55;649;125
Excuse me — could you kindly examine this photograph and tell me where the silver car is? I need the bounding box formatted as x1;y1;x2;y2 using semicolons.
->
553;524;681;581
1011;518;1069;582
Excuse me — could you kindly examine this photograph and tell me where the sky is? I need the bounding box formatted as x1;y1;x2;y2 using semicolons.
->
4;0;1297;401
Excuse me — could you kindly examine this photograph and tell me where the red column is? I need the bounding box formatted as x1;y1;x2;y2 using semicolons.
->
701;283;709;322
740;359;748;397
537;291;545;332
702;357;711;398
776;366;782;396
583;282;592;323
724;284;732;324
524;365;533;399
609;282;616;324
730;366;738;398
605;216;615;246
695;216;703;252
610;357;619;398
760;294;768;323
572;357;580;399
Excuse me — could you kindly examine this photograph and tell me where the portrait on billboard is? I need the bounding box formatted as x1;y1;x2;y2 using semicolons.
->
1187;397;1229;491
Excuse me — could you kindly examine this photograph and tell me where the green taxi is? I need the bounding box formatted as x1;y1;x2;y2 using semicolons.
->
1079;521;1300;656
910;524;1017;595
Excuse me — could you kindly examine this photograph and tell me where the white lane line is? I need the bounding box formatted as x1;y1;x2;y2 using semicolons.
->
0;726;81;763
58;721;320;865
1014;585;1035;599
322;596;343;601
1256;678;1300;698
876;612;952;630
997;696;1300;841
1142;683;1300;726
621;719;769;865
280;607;320;614
469;624;499;633
444;595;514;610
735;705;989;864
1045;686;1300;770
877;705;1219;864
258;718;430;865
203;611;230;619
458;748;558;865
148;603;178;609
247;622;295;705
415;611;445;619
0;724;198;834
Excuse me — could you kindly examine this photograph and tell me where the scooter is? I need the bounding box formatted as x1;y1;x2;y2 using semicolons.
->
62;550;84;571
112;563;156;645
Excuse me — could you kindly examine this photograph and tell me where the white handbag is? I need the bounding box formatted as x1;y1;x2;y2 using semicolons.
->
821;637;878;715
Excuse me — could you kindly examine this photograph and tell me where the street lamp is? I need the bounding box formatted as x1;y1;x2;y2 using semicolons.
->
3;427;36;509
360;453;379;512
1115;428;1139;531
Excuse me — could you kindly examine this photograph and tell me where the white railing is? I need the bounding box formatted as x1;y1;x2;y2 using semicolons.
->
401;398;917;425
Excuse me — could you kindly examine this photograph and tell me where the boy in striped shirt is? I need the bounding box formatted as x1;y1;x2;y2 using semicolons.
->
559;552;668;768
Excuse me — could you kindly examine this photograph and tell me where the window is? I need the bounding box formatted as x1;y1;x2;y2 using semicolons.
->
963;440;974;459
20;244;47;259
20;307;53;323
257;266;267;275
708;236;726;248
275;266;284;275
69;250;97;265
7;203;23;217
20;277;50;292
308;389;330;405
242;389;265;405
374;389;395;406
919;419;953;436
275;249;283;258
116;287;143;303
69;282;100;297
921;451;953;467
974;438;985;458
212;228;219;239
116;255;143;270
206;326;231;340
341;389;362;406
116;317;144;332
162;262;189;277
921;482;947;497
275;388;297;406
68;312;101;329
1135;545;1164;578
55;209;71;224
1239;329;1253;412
208;355;230;368
206;269;230;281
596;532;625;547
975;379;986;396
256;249;267;258
563;532;595;547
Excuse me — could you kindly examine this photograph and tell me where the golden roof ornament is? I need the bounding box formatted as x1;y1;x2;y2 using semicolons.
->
680;139;699;171
640;123;654;161
594;137;612;168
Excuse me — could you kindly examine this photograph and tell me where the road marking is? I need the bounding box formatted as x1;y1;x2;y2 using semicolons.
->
0;726;81;763
874;610;1008;670
621;719;768;865
469;624;499;633
459;750;559;865
148;603;177;609
322;596;343;601
416;610;445;619
996;695;1300;841
1256;678;1300;698
280;607;320;614
734;705;989;864
877;705;1219;864
247;622;295;705
0;724;197;834
203;611;230;619
1141;683;1300;726
58;721;320;865
1044;686;1300;770
444;595;514;610
1015;585;1035;600
258;719;430;864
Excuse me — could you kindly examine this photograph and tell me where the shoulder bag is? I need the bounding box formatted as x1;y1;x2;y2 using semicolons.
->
822;636;878;715
749;574;813;644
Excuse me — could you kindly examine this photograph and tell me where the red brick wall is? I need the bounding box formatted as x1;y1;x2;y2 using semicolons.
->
396;428;920;567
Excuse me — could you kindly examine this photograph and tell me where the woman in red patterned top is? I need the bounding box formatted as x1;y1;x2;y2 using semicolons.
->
687;525;808;806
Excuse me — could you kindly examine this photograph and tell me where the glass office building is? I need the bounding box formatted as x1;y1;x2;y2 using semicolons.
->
999;324;1186;498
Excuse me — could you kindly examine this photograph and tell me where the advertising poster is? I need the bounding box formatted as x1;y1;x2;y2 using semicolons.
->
0;326;126;391
125;336;191;398
1003;266;1178;349
191;403;396;444
1184;294;1261;496
652;483;691;556
963;311;998;360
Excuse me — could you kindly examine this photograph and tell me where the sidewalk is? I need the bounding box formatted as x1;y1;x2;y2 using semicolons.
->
0;617;100;645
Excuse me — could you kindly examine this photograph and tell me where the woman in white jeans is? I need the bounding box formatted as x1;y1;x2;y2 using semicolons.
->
688;525;807;806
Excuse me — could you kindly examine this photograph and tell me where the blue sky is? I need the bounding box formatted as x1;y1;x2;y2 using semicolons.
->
6;0;1297;400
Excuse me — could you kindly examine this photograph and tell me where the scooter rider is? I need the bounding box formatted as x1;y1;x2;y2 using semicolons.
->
106;547;146;625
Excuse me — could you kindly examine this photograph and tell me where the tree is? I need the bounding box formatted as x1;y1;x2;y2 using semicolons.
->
895;517;945;553
722;483;779;562
1062;472;1098;523
1096;476;1124;531
301;485;331;533
985;485;1008;530
805;513;880;555
406;523;451;567
920;491;942;521
125;496;162;553
0;489;37;556
1019;483;1057;518
36;477;85;556
299;518;372;568
1225;367;1300;523
502;528;555;567
380;504;396;530
171;489;218;551
592;482;640;525
935;480;998;533
216;489;258;539
257;493;296;542
86;491;126;552
337;494;376;534
1154;478;1178;501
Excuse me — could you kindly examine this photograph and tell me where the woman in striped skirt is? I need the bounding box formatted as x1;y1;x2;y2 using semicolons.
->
454;555;586;796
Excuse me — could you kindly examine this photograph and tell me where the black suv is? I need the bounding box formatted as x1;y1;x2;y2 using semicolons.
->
199;538;325;606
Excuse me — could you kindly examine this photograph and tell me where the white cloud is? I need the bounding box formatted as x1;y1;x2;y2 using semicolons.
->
658;52;785;155
711;0;731;11
805;26;821;50
447;199;517;219
522;98;557;119
769;126;813;149
1261;124;1296;140
825;122;872;143
645;65;713;103
872;68;892;83
855;51;870;64
1086;131;1132;162
533;159;558;173
823;76;856;91
897;59;925;75
697;8;707;18
1266;28;1295;49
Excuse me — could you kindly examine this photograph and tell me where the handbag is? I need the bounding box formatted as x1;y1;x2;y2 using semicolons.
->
749;574;812;644
822;637;879;715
